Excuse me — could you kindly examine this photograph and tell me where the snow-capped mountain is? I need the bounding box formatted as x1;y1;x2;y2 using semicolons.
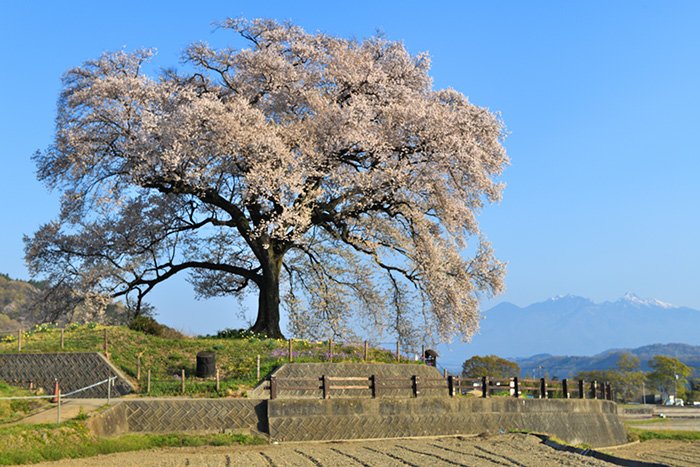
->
437;294;700;371
612;292;677;309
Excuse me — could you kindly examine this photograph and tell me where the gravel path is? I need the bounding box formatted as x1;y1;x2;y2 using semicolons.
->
36;434;616;466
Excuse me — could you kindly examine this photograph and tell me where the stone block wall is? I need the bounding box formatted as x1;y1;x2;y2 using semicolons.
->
88;399;267;437
250;362;447;399
267;397;627;447
87;396;626;448
0;352;133;398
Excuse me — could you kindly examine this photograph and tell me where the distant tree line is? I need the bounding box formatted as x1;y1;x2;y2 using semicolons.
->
462;353;698;403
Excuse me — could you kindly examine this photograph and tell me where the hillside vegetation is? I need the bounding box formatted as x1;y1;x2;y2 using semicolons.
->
0;274;35;328
0;274;130;329
0;324;402;396
0;381;48;424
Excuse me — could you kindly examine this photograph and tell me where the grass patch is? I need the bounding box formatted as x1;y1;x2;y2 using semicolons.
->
0;420;265;465
627;427;700;442
0;381;49;424
0;325;406;397
623;417;672;426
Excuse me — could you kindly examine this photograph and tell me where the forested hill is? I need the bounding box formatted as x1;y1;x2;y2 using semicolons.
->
0;273;129;328
0;273;40;329
516;343;700;379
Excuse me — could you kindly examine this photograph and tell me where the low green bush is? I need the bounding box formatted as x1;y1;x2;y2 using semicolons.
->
128;316;183;339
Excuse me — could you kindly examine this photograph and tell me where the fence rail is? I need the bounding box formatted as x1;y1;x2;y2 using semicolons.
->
268;374;614;401
0;376;117;424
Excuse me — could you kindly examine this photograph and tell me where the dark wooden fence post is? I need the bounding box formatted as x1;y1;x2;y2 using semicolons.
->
562;378;569;399
411;375;419;397
590;380;598;399
328;339;333;362
371;375;378;398
60;328;65;350
288;339;293;362
322;375;330;399
540;378;547;399
579;379;585;399
448;375;455;397
513;377;519;398
103;328;109;355
605;383;612;400
395;342;400;362
481;376;488;398
270;375;278;400
364;341;368;362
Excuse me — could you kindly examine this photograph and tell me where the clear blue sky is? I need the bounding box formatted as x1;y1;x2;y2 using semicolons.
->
1;1;699;335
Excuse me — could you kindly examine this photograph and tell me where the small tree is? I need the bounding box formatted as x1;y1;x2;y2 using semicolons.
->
647;355;691;400
615;353;646;402
576;354;646;402
462;355;520;379
26;18;508;340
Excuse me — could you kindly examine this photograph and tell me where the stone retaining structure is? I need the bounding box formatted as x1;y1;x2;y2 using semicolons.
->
88;397;626;447
249;362;446;399
0;352;133;398
268;397;627;447
88;399;266;437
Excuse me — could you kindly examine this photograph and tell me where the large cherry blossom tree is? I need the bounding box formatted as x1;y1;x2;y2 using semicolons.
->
26;19;508;340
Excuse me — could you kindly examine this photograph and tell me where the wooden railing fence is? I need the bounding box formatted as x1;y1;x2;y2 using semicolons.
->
268;374;615;401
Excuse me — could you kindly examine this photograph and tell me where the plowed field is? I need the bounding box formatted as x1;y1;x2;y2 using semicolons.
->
604;439;700;466
36;434;615;466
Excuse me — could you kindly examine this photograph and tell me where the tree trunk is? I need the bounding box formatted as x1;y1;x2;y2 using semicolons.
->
250;255;284;339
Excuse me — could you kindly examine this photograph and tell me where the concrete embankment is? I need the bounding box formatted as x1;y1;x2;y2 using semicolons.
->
89;397;626;447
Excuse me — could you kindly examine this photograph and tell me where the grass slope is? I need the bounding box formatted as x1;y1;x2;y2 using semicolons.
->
0;381;49;424
0;420;264;465
0;324;404;396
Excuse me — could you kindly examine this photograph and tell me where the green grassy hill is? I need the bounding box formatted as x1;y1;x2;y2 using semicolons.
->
0;324;403;396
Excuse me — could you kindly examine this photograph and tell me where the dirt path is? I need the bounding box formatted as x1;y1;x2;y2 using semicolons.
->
36;434;615;466
604;439;700;466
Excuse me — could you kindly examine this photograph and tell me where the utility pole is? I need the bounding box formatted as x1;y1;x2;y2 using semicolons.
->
675;374;679;404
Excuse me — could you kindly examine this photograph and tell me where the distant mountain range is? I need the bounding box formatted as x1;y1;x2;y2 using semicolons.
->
437;293;700;372
516;343;700;379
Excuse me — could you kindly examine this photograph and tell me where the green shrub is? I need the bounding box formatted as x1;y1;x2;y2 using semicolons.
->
128;316;183;339
211;328;266;340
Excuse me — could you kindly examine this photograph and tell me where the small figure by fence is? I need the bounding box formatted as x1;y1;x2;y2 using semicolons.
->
424;349;438;367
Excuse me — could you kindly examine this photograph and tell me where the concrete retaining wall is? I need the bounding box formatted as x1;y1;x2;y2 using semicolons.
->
0;352;133;398
267;398;626;447
249;362;446;399
88;399;267;437
88;397;626;447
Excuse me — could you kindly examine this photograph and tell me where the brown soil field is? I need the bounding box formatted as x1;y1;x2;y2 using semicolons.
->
605;439;700;466
36;434;615;466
